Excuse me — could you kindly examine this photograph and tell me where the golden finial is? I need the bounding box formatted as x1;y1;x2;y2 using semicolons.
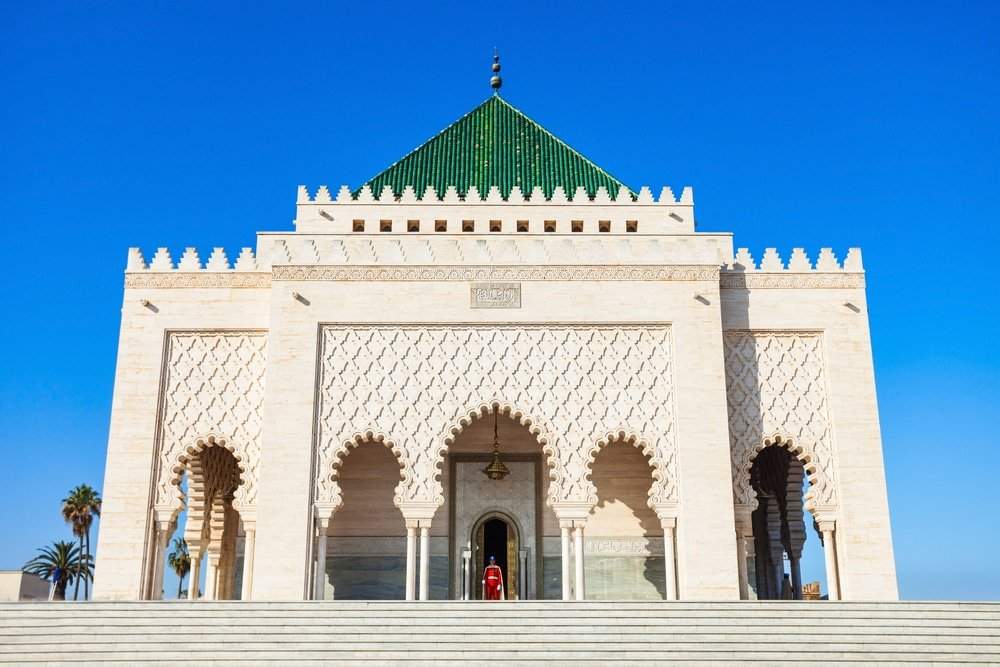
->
490;49;502;93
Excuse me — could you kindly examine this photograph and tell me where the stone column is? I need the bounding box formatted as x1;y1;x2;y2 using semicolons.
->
819;520;840;601
461;549;471;600
241;522;256;601
733;505;753;601
203;549;218;601
654;504;679;601
314;516;330;600
405;522;417;601
573;523;585;601
660;517;677;601
419;523;431;601
735;529;750;600
150;520;171;600
559;522;572;601
187;547;202;600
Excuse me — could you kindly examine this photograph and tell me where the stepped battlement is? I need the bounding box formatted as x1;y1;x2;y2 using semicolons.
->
725;247;864;272
297;184;693;205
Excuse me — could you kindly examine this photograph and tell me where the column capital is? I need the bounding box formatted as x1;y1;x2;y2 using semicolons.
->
315;515;331;531
551;501;593;522
233;505;257;525
812;505;839;526
313;502;339;521
153;504;177;526
652;501;679;524
817;519;837;533
399;501;438;524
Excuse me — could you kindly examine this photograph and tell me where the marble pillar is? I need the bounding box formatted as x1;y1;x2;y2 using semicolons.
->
573;524;585;601
314;517;329;600
560;522;572;601
241;523;256;600
405;523;417;601
419;524;431;601
820;521;840;601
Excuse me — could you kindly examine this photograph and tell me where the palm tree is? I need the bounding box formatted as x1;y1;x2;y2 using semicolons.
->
167;538;191;598
61;485;102;600
24;541;92;601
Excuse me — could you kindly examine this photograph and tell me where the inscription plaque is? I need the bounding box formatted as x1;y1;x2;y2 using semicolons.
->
470;282;521;309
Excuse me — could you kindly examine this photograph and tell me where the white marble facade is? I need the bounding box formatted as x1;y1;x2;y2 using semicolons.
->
93;180;898;603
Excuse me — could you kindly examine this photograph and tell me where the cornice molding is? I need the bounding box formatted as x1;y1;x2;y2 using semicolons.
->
125;273;271;289
720;272;865;290
272;265;719;282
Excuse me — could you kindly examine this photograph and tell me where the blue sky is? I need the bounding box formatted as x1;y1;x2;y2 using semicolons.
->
1;2;997;600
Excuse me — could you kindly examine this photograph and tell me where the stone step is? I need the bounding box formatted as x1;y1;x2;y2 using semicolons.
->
0;633;1000;654
2;601;998;665
4;625;998;638
2;649;999;664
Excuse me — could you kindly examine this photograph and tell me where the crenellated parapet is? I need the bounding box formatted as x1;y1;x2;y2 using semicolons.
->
296;184;693;205
721;247;865;289
293;184;697;234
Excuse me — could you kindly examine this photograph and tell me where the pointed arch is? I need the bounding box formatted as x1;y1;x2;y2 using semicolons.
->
323;430;410;512
166;433;249;519
434;401;563;506
741;433;835;515
585;430;669;509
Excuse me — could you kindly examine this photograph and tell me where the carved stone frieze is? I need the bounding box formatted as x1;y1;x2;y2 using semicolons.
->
153;333;267;513
125;273;271;289
275;265;718;282
724;332;837;511
720;272;864;290
315;325;678;509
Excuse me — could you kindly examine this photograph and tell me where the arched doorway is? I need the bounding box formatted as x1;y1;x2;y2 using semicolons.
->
445;406;552;600
156;441;246;600
322;439;406;600
748;445;829;600
471;512;520;600
587;439;665;600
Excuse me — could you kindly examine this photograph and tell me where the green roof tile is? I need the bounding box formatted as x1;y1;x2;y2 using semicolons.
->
360;95;632;201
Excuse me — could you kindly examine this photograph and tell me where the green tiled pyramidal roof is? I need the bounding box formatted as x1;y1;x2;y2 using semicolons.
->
361;95;632;201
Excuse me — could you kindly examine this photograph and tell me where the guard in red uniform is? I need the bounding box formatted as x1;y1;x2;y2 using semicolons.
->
482;556;504;600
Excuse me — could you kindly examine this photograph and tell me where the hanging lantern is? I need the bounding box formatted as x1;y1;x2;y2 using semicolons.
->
482;410;510;481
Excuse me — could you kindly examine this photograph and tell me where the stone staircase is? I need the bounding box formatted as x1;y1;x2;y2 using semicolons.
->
1;601;998;665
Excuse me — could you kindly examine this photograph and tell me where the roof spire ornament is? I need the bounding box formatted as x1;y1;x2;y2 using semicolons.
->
490;49;502;94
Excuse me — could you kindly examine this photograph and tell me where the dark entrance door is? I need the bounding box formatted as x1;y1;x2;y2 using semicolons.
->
473;514;519;599
483;518;508;588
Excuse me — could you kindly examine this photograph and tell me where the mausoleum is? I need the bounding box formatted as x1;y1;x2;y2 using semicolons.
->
94;65;897;603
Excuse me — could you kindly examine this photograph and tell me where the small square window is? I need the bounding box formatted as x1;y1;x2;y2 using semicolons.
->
353;220;365;232
516;220;529;232
571;220;583;233
380;220;392;232
462;220;475;232
598;220;611;233
490;220;502;232
435;220;447;232
407;220;420;232
544;220;556;233
626;220;638;233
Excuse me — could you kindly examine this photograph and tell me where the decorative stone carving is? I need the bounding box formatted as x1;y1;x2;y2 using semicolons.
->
720;272;864;290
315;325;677;508
124;273;270;289
724;332;837;512
276;265;717;282
153;333;267;514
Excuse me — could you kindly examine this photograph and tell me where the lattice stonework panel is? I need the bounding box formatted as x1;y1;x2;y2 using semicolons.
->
154;332;267;511
724;332;837;509
316;325;677;508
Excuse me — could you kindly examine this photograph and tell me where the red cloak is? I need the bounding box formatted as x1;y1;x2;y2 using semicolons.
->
483;564;504;600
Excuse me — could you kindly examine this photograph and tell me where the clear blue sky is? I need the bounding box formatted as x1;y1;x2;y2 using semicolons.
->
1;2;996;600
